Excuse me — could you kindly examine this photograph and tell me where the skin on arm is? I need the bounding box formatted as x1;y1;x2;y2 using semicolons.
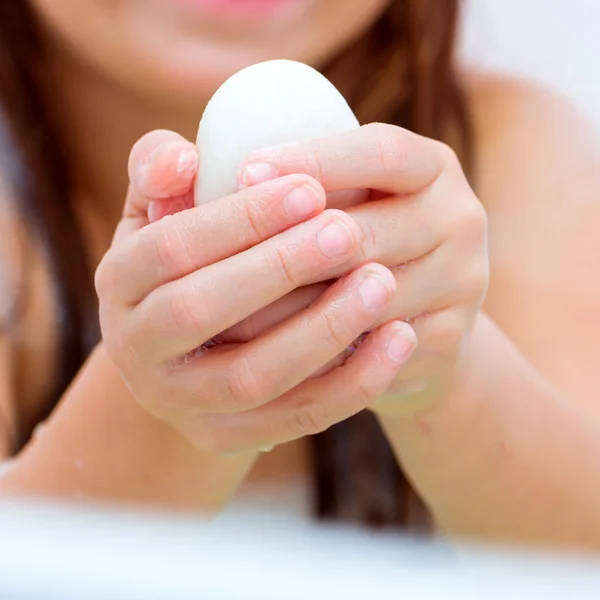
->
378;75;600;549
0;344;258;512
472;75;600;409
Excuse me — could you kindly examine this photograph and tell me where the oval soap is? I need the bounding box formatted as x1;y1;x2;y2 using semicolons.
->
194;59;359;206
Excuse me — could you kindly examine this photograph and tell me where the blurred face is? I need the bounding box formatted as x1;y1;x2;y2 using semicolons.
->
31;0;390;110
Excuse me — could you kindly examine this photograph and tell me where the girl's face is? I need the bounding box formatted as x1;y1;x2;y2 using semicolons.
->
31;0;390;109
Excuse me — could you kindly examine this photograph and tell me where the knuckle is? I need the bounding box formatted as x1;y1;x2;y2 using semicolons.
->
450;201;488;260
440;193;487;250
226;356;269;410
357;218;378;261
353;376;380;406
305;146;326;183
319;309;353;350
435;140;459;164
462;198;488;239
241;197;267;241
269;244;300;288
94;249;119;298
461;258;490;304
367;123;411;173
288;399;330;437
152;221;196;279
167;284;212;338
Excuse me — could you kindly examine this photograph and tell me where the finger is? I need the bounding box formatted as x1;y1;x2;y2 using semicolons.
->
109;175;327;305
211;193;482;345
216;282;329;343
344;193;440;272
326;189;369;210
213;206;444;345
110;131;198;246
375;308;465;407
111;193;149;245
239;123;445;196
291;191;443;287
168;263;396;413
315;244;484;400
130;210;361;361
325;189;389;210
188;321;417;454
214;196;442;346
128;129;198;201
388;247;487;323
148;193;194;223
306;178;473;285
241;245;479;390
129;130;198;225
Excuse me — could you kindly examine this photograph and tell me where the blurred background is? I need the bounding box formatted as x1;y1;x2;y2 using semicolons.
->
461;0;600;127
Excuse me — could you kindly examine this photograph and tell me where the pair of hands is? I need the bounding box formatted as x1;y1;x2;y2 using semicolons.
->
95;124;488;454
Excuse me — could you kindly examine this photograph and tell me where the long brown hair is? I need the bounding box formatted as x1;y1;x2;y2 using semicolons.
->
0;0;470;529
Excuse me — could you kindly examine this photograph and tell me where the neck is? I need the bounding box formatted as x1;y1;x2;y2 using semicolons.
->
46;43;205;230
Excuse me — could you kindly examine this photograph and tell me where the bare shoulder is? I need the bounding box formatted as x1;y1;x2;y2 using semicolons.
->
461;71;600;412
463;70;600;209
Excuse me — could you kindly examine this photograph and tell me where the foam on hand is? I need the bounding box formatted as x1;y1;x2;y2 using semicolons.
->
194;59;359;206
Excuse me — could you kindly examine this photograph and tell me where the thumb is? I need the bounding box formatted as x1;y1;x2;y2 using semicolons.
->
113;129;199;245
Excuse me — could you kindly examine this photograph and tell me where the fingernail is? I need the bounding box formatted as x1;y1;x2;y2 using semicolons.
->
239;162;279;189
176;148;199;177
359;275;392;312
284;185;321;219
386;324;417;363
317;220;354;258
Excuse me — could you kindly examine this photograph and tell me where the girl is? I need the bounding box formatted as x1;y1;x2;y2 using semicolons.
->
1;0;600;549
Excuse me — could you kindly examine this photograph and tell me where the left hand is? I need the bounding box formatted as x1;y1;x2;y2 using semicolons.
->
228;123;490;411
141;123;489;413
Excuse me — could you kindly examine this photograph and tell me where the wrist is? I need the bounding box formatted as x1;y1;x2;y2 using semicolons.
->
372;313;508;525
2;342;258;513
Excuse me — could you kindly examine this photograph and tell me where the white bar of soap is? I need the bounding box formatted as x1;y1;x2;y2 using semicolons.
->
194;59;359;206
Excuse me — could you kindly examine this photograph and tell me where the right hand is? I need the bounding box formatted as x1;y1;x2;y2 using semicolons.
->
95;130;417;454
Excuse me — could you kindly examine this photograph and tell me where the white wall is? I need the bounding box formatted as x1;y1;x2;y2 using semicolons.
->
460;0;600;127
